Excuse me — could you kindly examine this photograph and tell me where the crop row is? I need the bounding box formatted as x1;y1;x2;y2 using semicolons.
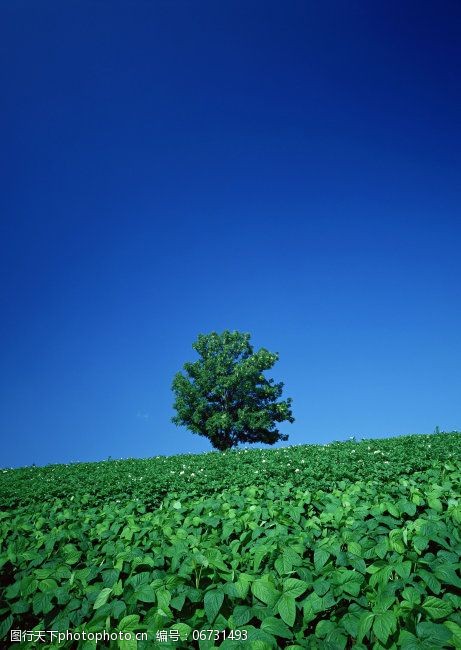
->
0;432;460;648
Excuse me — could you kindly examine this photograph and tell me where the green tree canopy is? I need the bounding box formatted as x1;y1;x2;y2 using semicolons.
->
172;330;294;451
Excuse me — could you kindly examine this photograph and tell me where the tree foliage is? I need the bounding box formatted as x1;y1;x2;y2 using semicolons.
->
171;330;294;450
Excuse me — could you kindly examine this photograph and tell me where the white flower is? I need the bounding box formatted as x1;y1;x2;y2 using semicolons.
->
179;470;185;475
295;468;300;473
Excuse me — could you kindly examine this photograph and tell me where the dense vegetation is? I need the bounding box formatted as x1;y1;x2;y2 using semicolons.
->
172;330;294;451
1;432;460;648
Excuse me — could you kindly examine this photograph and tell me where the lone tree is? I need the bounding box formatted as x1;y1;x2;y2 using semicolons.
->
172;330;294;451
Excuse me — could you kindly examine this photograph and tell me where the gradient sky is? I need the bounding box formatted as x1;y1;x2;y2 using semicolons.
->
1;1;460;468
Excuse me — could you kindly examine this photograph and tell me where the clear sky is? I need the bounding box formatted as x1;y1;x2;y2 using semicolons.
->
1;1;460;468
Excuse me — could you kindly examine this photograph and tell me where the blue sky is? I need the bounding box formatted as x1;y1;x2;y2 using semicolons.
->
1;1;460;468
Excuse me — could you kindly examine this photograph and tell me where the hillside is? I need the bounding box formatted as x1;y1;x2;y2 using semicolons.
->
1;432;460;648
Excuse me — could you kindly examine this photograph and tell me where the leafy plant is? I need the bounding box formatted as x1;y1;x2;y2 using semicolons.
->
1;432;460;649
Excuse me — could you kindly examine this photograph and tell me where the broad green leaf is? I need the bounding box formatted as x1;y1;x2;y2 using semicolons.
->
341;611;360;637
62;544;81;565
315;620;335;638
313;578;330;596
127;571;150;589
398;630;424;649
283;546;303;568
347;541;362;555
261;616;292;639
204;589;224;622
111;600;126;619
413;535;429;553
0;615;13;641
427;497;443;512
118;614;140;632
251;579;279;606
373;611;397;644
39;578;58;592
118;638;137;650
422;596;453;620
232;605;252;627
156;586;171;611
418;569;441;594
135;584;156;603
253;546;269;572
277;593;296;627
93;587;112;610
33;591;53;615
11;600;30;614
386;502;399;518
401;587;421;605
80;641;97;650
373;594;395;613
394;561;412;580
314;548;329;571
357;612;374;643
444;621;461;647
434;564;461;588
169;623;192;641
283;578;308;599
170;593;186;611
5;581;21;599
369;565;393;588
324;629;347;649
416;621;452;645
375;537;389;558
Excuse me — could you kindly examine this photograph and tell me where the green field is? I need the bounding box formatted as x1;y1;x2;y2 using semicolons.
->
1;432;460;649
